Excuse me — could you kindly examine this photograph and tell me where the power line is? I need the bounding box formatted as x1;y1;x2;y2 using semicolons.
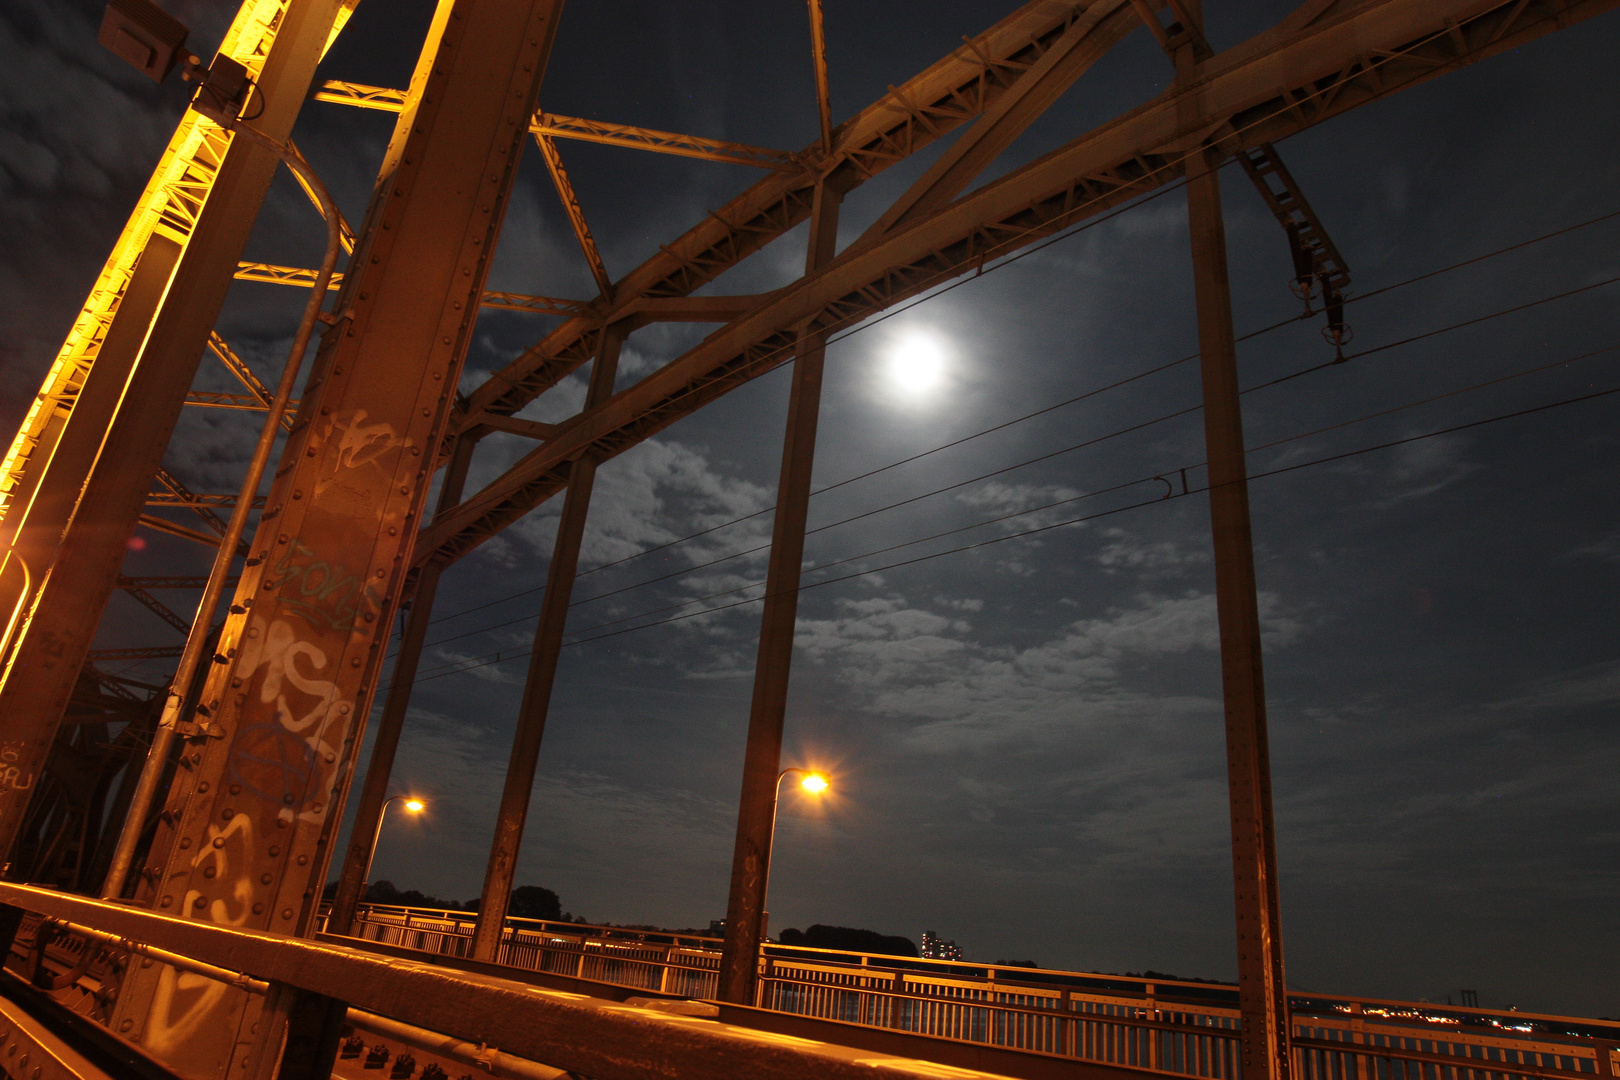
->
564;377;1620;648
551;341;1620;644
408;272;1620;657
423;208;1620;635
403;344;1620;684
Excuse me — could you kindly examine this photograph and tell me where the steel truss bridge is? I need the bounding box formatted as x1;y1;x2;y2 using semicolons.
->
0;0;1613;1078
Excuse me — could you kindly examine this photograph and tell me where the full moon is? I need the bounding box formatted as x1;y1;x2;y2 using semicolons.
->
885;333;946;395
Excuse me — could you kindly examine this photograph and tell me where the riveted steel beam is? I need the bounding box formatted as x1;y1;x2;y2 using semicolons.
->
857;0;1138;240
418;0;1618;568
470;327;623;963
314;81;803;171
117;577;220;590
85;646;186;662
0;0;354;867
107;3;568;1076
232;262;589;316
534;133;612;297
453;0;1135;429
0;882;1034;1080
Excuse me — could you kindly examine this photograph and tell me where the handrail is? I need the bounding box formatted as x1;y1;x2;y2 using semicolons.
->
344;901;1620;1042
342;900;1620;1080
0;882;1021;1080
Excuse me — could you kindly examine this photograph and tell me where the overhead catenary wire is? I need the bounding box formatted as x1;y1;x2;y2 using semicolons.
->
420;206;1620;635
563;378;1620;650
399;343;1620;685
399;269;1620;659
428;342;1620;660
418;10;1615;620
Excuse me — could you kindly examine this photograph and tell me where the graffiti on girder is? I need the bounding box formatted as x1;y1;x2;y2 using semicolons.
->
270;541;382;631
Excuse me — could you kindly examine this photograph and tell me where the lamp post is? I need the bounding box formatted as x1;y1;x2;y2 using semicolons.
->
759;769;830;943
360;795;425;894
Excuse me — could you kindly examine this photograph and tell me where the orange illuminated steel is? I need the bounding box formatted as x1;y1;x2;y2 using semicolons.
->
0;1;356;536
0;0;287;540
0;4;1616;1080
231;260;591;317
0;0;357;874
312;80;803;171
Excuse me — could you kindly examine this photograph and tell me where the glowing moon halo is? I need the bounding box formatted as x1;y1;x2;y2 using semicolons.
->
885;332;947;395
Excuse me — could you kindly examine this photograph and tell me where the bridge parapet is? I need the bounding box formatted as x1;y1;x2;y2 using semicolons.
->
339;900;1620;1080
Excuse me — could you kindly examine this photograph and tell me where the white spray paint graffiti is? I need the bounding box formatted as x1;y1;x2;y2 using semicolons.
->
143;620;346;1056
139;405;402;1062
315;410;406;496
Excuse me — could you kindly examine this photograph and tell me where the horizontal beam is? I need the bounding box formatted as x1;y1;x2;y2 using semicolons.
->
184;390;301;412
861;0;1139;240
479;290;592;318
232;261;346;289
144;493;266;509
136;514;251;556
85;645;184;661
0;882;1025;1080
331;930;1150;1080
312;81;801;170
473;415;558;440
617;293;765;328
419;0;1617;565
233;263;588;317
117;576;219;589
453;0;1115;425
535;113;800;171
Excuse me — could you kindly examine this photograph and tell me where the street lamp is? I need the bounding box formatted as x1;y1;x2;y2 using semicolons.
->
760;769;831;940
361;795;426;894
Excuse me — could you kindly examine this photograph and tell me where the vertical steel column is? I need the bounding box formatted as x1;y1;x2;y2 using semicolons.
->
470;327;623;963
105;2;567;1075
0;0;350;869
328;435;477;934
1185;145;1293;1080
717;181;842;1005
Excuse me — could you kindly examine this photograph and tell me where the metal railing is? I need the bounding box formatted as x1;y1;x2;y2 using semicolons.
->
343;902;1620;1080
0;882;1014;1080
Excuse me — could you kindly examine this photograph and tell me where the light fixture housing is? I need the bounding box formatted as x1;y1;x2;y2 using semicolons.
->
98;0;189;82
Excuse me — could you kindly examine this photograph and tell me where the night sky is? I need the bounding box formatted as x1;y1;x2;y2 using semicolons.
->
3;0;1617;1019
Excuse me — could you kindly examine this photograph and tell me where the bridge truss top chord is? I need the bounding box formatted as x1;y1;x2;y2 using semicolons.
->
0;1;1615;1080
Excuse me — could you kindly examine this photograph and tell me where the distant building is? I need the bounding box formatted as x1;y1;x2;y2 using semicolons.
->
921;930;962;961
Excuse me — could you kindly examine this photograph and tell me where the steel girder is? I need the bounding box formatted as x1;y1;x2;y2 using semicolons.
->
417;0;1619;568
453;0;1135;428
0;881;1048;1080
0;0;355;866
103;3;567;1076
314;81;804;171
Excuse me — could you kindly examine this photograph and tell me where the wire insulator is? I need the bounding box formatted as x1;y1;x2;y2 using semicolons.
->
1287;222;1318;302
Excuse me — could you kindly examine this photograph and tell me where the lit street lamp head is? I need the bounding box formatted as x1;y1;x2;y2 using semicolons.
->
799;773;829;793
404;798;425;813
